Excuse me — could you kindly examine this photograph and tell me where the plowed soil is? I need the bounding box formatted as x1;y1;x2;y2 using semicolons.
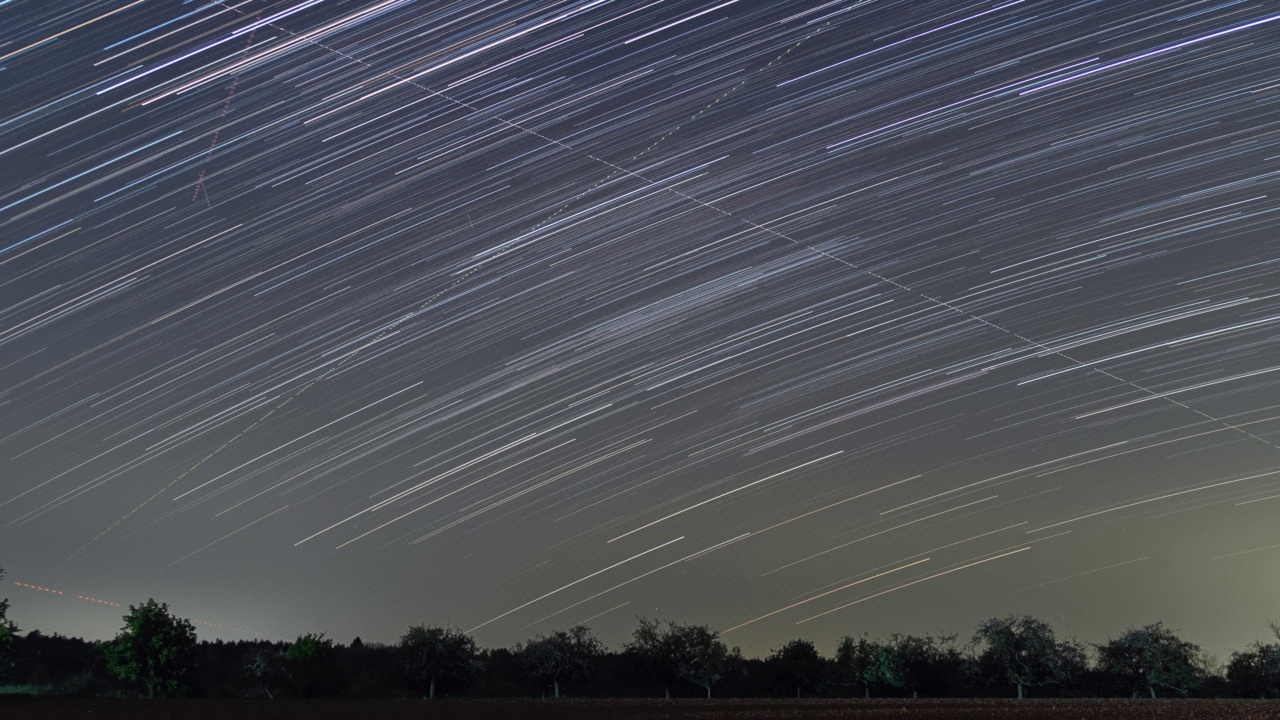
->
4;697;1280;719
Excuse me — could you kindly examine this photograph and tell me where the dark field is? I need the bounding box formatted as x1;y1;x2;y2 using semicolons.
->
5;698;1280;720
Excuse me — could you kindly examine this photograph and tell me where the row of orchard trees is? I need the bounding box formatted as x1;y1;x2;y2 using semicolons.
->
418;614;1280;701
4;592;1280;699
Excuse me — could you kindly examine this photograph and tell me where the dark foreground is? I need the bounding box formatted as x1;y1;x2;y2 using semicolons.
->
5;698;1280;720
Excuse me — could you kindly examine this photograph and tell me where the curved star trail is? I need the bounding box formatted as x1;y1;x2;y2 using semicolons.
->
1;0;1279;657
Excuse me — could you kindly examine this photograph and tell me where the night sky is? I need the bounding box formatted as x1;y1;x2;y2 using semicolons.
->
2;0;1279;662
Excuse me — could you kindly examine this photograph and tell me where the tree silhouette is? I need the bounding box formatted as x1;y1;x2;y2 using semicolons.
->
7;601;1277;701
100;599;198;698
973;614;1087;698
284;632;341;697
623;618;740;699
626;616;680;698
834;634;895;698
666;623;736;699
517;625;603;699
242;646;287;699
768;638;828;698
1096;622;1204;698
1227;623;1280;699
882;632;960;698
399;624;481;699
0;566;17;681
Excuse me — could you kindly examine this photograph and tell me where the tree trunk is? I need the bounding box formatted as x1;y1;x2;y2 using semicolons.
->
913;690;918;699
864;684;870;699
429;675;435;700
265;687;273;700
703;683;711;699
554;679;560;699
1149;686;1156;699
1017;683;1024;700
797;686;801;699
665;686;670;699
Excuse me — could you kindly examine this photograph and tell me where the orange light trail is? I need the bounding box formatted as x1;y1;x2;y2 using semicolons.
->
722;557;930;634
13;581;63;595
794;547;1032;624
14;580;261;636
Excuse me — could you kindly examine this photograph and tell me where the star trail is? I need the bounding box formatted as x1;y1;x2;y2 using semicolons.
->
1;0;1279;660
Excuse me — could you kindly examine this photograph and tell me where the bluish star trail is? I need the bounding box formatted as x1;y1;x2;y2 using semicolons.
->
1;0;1278;658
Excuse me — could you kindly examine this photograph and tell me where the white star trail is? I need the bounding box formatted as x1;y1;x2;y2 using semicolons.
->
0;0;1277;658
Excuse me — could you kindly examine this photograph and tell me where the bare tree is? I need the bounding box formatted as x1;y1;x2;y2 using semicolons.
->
242;646;286;699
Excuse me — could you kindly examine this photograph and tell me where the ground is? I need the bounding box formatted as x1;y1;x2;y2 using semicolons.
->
3;698;1280;719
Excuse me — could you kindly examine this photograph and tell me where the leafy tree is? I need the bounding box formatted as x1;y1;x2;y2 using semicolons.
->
882;632;960;698
1227;623;1280;699
767;638;828;698
242;646;287;699
399;624;481;699
285;632;341;697
1057;639;1090;693
626;616;680;698
624;619;738;699
834;634;896;698
517;624;603;699
667;623;734;699
0;566;17;681
1096;622;1204;698
972;614;1087;698
100;599;199;698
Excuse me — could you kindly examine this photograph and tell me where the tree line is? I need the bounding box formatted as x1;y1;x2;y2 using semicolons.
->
2;578;1279;700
